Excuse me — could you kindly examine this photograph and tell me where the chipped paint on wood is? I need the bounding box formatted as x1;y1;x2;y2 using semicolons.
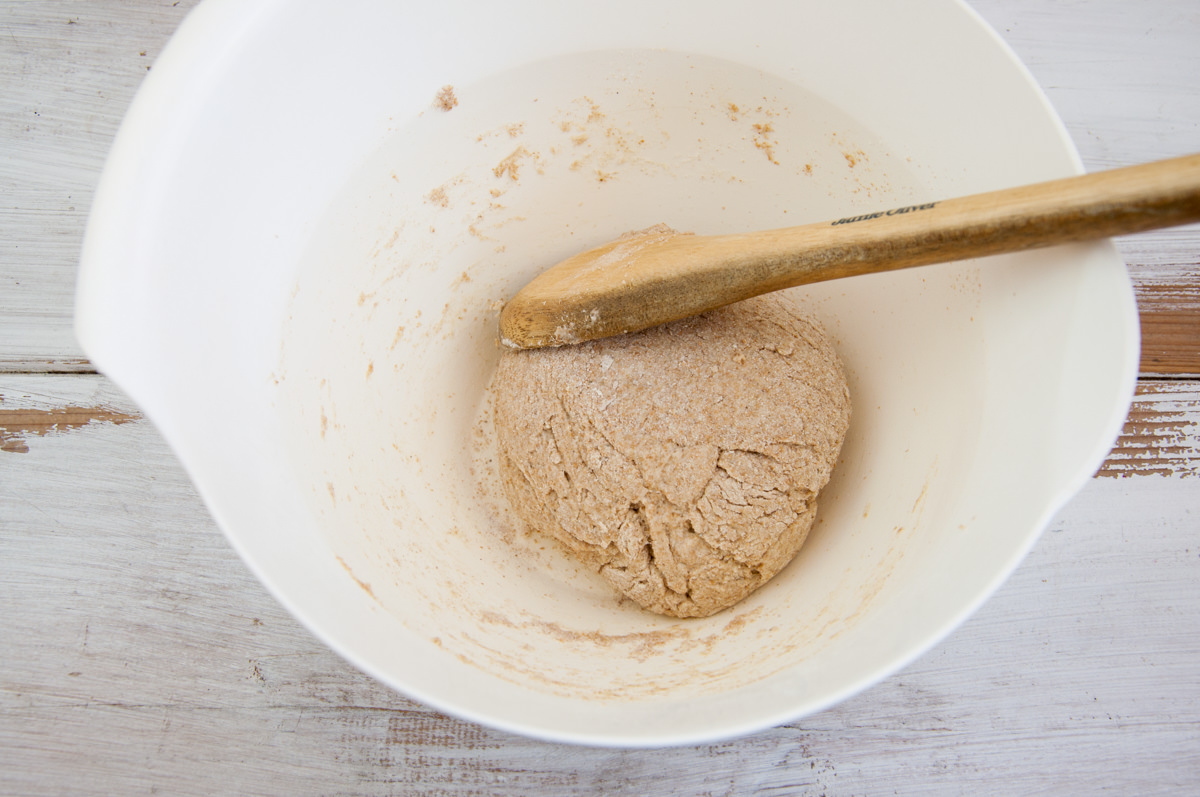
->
1097;382;1200;478
1118;199;1200;379
0;406;139;453
1134;270;1200;376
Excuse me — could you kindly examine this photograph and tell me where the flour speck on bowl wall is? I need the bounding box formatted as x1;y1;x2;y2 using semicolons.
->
76;0;1138;746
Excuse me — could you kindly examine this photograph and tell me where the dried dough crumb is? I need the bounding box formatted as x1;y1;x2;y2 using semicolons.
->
434;85;458;111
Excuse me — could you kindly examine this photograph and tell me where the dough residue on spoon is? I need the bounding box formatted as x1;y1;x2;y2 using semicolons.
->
492;293;851;618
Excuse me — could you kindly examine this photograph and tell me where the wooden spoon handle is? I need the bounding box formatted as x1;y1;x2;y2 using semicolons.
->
746;151;1200;289
500;153;1200;348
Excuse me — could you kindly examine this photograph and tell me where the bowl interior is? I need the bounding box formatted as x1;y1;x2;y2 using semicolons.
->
77;0;1137;745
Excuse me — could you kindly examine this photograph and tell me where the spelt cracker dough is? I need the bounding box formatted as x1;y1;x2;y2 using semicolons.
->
493;293;851;618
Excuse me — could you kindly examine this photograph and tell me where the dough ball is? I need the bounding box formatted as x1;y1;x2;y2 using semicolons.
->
492;294;851;618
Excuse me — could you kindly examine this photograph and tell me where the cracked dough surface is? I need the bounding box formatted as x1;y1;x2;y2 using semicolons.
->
493;294;851;618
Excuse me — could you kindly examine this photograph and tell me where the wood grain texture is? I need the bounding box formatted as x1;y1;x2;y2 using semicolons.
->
0;0;201;372
2;375;1198;795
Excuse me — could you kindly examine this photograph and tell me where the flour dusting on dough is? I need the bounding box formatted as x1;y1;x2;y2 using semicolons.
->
492;294;851;618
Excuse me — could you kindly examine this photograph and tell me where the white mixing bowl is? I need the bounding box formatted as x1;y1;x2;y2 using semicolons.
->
76;0;1138;746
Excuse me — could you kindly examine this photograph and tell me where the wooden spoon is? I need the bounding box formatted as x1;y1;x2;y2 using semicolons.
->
499;153;1200;349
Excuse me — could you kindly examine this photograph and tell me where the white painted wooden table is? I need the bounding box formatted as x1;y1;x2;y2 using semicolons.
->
2;2;1198;794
